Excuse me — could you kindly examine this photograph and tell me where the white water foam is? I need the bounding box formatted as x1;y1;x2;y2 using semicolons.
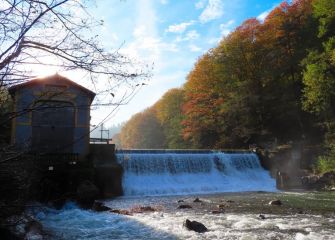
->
32;202;335;240
117;152;277;196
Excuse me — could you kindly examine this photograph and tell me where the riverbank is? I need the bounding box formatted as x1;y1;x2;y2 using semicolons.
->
102;191;335;216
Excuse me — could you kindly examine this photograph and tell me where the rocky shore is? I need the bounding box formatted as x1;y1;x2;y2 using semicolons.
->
101;191;335;217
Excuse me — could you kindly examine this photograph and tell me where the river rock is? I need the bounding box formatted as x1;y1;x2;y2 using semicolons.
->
177;200;184;203
297;209;304;214
131;206;157;213
110;209;132;216
193;198;202;203
76;180;99;208
92;201;111;212
269;200;282;206
184;219;208;233
139;206;156;212
320;171;335;184
24;220;44;240
258;214;266;220
178;204;192;209
212;209;224;214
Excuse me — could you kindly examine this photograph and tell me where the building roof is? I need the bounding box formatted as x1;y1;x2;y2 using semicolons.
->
8;74;96;100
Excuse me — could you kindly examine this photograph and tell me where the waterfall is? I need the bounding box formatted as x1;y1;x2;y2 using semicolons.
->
116;151;276;196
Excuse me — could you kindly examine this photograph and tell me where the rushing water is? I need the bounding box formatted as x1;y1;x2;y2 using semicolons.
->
29;152;335;239
32;194;335;240
116;151;277;196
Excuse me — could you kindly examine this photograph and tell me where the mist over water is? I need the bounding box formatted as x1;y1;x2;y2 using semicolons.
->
116;152;277;196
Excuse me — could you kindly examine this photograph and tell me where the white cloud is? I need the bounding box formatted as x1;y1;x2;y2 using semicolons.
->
189;44;202;52
208;37;221;45
160;0;169;5
175;30;200;42
257;4;279;22
220;19;234;36
221;29;231;37
257;9;271;22
186;30;200;40
220;19;235;29
0;1;10;10
199;0;224;23
166;21;195;33
130;26;178;56
195;0;207;9
133;25;147;38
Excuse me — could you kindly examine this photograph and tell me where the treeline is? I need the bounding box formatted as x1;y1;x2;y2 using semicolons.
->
116;0;335;171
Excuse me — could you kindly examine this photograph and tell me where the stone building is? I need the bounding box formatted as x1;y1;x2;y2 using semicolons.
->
9;74;95;160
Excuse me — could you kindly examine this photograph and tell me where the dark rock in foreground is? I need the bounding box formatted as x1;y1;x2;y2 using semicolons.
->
258;214;266;220
92;201;111;212
193;198;202;203
178;204;192;209
24;220;44;239
76;180;99;208
184;219;208;233
269;200;282;206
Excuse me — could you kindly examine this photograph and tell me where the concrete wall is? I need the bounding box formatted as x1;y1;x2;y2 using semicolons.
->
90;144;123;197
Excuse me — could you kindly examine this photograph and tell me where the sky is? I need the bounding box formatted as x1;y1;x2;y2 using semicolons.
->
33;0;282;128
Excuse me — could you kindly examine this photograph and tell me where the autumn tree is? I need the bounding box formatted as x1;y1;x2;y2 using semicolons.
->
155;88;190;149
182;52;225;148
119;107;166;149
255;0;318;142
118;0;327;153
214;18;267;147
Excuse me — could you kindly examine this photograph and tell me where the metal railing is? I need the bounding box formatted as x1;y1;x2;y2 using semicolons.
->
89;138;112;144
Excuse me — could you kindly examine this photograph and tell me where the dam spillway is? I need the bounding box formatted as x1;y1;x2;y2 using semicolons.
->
116;150;277;196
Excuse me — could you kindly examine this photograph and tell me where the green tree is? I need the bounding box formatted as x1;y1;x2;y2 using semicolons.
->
302;0;335;172
155;88;190;149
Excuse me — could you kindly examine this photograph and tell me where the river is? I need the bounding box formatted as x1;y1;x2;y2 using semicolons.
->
29;152;335;239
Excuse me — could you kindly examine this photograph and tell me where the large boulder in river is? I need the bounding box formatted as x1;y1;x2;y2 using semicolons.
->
178;204;192;209
269;200;282;206
184;219;208;233
319;171;335;185
92;201;111;212
76;180;99;208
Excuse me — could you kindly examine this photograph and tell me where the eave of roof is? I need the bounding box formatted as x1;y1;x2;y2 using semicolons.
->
8;74;96;99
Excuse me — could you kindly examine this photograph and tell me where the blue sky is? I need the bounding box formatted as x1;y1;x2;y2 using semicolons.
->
87;0;281;127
